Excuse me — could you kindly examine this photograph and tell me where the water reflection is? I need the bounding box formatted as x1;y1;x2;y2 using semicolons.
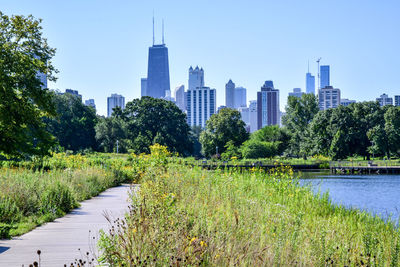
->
298;171;400;222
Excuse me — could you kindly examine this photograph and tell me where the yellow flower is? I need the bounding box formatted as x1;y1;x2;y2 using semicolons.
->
200;241;207;247
190;237;197;244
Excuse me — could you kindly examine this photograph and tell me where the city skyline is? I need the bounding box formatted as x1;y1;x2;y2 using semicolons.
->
2;0;399;116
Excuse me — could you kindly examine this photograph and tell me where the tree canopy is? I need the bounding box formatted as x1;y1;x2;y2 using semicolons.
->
45;93;97;152
121;97;192;155
200;108;248;158
0;12;57;157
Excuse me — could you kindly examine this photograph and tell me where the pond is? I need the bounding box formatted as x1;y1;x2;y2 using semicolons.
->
300;171;400;222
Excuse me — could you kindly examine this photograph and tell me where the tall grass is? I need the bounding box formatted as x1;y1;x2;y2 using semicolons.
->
0;153;138;238
98;145;400;266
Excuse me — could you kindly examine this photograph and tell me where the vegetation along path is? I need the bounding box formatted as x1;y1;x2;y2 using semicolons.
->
0;184;132;266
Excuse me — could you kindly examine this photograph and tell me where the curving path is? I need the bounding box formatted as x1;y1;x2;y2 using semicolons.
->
0;184;133;266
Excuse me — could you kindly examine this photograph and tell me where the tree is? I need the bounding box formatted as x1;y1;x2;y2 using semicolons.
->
241;140;278;159
200;108;249;158
384;106;400;157
122;97;192;155
282;94;319;156
250;125;290;155
95;116;129;153
0;12;57;157
45;93;97;152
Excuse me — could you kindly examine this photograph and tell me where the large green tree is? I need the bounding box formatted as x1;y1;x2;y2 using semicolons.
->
0;12;57;157
45;93;97;151
200;108;248;158
282;93;319;156
95;115;129;153
122;97;192;155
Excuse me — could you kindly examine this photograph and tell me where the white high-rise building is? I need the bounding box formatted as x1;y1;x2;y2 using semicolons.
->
174;85;185;111
141;78;147;97
188;66;204;90
186;67;216;127
376;93;393;106
107;94;125;117
234;87;247;108
318;86;340;110
249;100;257;133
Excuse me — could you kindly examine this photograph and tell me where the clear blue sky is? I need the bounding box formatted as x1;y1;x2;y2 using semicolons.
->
2;0;400;116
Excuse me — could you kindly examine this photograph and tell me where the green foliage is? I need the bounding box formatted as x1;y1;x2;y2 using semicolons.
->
99;152;400;266
241;139;278;159
221;140;241;160
0;12;57;157
282;94;319;156
45;93;97;152
95;116;129;153
200;108;248;157
122;97;192;155
0;153;138;238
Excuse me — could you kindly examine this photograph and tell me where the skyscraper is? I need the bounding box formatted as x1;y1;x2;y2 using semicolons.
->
174;85;185;111
145;18;170;99
318;86;340;110
376;93;393;106
107;94;125;117
225;79;235;108
306;72;315;94
234;87;247;108
189;66;204;90
395;95;400;106
85;99;96;111
186;67;216;127
249;100;258;133
289;88;304;98
320;65;330;89
141;78;147;97
257;81;280;129
65;89;82;100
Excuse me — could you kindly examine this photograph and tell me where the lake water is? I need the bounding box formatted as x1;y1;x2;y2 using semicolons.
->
300;171;400;222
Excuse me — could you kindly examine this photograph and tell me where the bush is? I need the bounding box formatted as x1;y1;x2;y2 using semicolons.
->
241;140;278;159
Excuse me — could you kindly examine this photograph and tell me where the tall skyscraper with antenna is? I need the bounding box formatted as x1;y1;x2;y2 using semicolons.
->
144;16;170;99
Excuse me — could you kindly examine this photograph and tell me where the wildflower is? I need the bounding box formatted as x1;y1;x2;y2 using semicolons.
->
190;237;197;244
200;241;207;247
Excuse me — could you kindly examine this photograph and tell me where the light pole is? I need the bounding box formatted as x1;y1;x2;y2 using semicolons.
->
116;140;119;154
216;146;218;155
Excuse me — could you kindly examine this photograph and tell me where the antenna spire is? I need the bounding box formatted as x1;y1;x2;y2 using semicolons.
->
152;11;155;46
162;19;164;44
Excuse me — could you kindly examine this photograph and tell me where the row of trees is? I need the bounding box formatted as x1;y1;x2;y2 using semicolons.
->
283;94;400;159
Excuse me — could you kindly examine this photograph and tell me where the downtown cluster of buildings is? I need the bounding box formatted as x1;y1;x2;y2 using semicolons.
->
45;23;400;127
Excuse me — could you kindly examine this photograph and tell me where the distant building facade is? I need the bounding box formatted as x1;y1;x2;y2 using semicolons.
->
306;72;315;94
186;67;215;127
225;79;235;108
320;65;330;89
249;100;258;133
141;78;147;97
376;93;393;106
395;95;400;106
234;87;247;108
318;86;340;110
289;88;304;98
65;89;82;100
107;94;125;117
84;99;96;111
187;87;216;127
340;98;356;107
257;81;280;129
174;85;186;111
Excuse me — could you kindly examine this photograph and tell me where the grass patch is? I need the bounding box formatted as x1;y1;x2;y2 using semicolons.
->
98;146;400;266
0;153;138;239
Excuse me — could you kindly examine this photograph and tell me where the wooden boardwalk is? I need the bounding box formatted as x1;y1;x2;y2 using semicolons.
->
0;184;133;266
